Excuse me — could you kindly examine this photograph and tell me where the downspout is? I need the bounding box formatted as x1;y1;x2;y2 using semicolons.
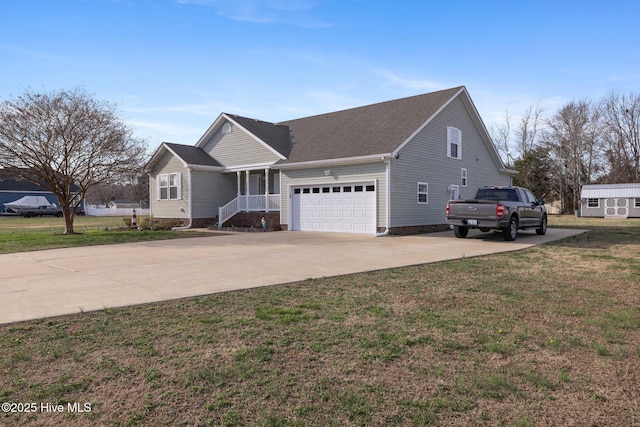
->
172;167;193;231
375;157;392;237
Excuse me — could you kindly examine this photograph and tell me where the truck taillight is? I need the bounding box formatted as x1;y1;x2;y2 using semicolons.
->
446;203;450;216
496;204;505;217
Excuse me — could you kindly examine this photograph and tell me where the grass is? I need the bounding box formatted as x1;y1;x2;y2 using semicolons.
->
0;216;639;426
0;215;210;253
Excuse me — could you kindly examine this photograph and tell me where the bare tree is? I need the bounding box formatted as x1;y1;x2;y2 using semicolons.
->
513;103;545;189
490;109;514;167
0;88;148;234
514;103;544;156
601;91;640;182
543;99;603;212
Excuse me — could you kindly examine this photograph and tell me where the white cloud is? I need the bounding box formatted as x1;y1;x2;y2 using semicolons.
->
124;103;218;117
176;0;332;27
373;69;447;92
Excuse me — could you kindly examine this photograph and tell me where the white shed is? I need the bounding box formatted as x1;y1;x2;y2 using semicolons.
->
581;183;640;218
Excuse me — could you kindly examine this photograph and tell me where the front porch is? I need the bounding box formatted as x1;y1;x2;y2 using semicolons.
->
218;169;281;227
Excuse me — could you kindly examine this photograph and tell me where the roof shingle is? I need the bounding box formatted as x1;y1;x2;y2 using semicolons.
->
165;143;222;167
277;86;463;163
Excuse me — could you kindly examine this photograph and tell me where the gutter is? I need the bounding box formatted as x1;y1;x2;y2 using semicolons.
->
277;153;392;170
172;167;193;231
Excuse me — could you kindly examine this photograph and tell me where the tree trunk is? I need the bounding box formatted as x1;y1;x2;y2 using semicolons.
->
62;207;76;235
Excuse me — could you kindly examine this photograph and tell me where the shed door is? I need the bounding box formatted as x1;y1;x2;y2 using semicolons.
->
291;183;376;233
605;198;628;218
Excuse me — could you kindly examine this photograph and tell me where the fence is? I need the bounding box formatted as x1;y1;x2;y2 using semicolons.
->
85;206;150;217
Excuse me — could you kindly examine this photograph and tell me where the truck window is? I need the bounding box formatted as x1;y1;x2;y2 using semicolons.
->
476;188;518;201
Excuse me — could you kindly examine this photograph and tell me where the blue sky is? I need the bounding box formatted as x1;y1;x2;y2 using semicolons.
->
1;0;639;150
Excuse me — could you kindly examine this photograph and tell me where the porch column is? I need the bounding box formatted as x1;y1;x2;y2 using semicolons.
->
265;168;270;212
245;170;250;212
236;171;241;197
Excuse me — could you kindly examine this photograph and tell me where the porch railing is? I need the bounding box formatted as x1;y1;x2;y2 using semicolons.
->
218;194;280;227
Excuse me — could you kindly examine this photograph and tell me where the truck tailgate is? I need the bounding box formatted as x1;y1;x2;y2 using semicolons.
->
448;200;498;218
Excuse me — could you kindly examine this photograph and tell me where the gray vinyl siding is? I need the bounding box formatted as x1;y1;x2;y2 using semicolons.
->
581;199;605;217
280;162;387;228
201;120;281;168
149;151;189;218
191;170;237;219
582;197;640;217
390;96;510;227
631;199;640;217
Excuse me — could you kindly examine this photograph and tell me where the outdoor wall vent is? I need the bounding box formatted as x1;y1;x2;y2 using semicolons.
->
222;123;232;134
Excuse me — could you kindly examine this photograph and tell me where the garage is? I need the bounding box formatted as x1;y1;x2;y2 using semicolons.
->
290;183;376;233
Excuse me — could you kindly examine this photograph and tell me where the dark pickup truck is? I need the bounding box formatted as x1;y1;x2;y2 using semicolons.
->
19;205;63;218
446;186;547;241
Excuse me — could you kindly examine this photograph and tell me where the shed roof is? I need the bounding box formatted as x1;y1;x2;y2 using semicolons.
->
581;183;640;199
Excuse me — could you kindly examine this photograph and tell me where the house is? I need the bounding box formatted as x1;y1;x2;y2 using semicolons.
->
580;183;640;218
108;199;141;209
0;171;62;213
146;86;514;234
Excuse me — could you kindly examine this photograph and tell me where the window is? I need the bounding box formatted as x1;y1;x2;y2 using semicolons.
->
448;185;459;200
332;187;341;193
524;190;538;204
417;182;429;204
447;126;462;159
322;187;330;193
343;186;352;192
158;173;181;200
294;188;301;194
312;187;320;193
636;198;640;208
461;168;467;187
303;188;310;194
354;185;363;192
366;185;375;192
587;198;599;208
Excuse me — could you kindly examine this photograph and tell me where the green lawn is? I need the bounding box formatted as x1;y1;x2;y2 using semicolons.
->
0;216;638;426
0;215;209;254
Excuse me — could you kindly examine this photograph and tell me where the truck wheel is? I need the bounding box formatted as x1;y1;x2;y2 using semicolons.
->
502;216;518;241
536;215;547;235
56;212;63;217
454;226;469;238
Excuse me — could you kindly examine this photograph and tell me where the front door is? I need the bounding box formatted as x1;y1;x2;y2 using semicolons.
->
249;174;263;195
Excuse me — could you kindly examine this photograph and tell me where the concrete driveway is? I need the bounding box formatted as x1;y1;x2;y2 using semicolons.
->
0;228;585;324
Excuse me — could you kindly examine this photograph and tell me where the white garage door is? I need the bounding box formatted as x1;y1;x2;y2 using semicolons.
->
291;183;376;233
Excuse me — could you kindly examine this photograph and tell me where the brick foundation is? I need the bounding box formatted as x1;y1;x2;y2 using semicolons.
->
150;217;216;229
387;224;450;235
192;218;216;228
222;212;281;231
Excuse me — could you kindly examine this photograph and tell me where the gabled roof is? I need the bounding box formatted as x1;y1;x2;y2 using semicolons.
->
0;170;81;192
277;86;465;164
153;86;508;173
226;114;292;158
164;143;221;167
147;142;222;171
581;183;640;198
0;171;50;192
195;113;288;160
